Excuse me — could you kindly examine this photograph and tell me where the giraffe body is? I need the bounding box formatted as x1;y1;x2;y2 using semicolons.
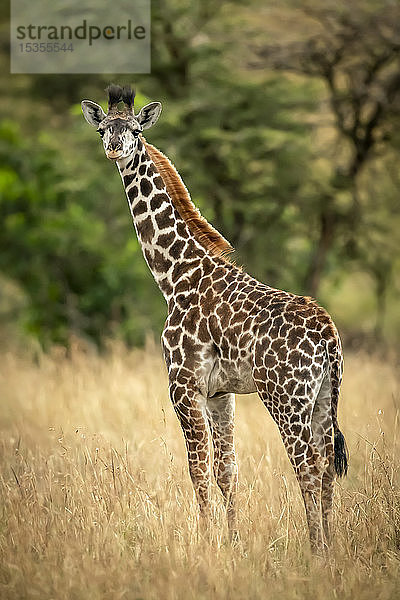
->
81;86;348;551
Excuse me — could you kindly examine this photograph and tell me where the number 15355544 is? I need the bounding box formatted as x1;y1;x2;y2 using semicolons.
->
19;43;74;52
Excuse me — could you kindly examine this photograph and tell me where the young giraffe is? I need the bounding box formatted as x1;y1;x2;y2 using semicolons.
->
81;85;348;552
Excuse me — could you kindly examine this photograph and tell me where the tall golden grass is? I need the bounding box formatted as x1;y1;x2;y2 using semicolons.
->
0;340;399;599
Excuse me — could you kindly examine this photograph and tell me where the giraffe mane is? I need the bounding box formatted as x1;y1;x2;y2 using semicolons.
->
143;140;234;261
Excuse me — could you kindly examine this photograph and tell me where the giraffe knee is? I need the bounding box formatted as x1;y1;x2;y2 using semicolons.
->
214;454;238;502
215;453;237;482
315;451;329;473
292;438;328;473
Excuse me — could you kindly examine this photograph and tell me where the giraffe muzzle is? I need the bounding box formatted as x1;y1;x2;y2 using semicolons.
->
106;149;123;160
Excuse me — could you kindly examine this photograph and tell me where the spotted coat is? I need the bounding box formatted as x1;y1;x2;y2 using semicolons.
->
117;138;346;550
81;89;348;552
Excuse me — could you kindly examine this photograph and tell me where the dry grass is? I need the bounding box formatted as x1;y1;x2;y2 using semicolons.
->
0;339;399;599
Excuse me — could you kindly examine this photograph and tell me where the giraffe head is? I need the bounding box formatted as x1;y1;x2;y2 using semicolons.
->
81;84;162;161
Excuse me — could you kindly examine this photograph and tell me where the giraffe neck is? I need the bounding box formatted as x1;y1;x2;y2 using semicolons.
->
117;137;222;302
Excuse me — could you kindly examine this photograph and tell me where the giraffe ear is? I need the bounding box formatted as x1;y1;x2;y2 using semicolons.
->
136;102;162;130
81;100;106;127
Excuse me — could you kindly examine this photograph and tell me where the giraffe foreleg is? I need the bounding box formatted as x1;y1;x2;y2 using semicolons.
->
169;379;212;525
207;393;239;541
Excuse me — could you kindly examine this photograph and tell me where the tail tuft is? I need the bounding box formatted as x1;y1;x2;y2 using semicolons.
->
334;430;349;477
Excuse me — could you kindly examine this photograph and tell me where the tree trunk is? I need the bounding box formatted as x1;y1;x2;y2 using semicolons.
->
303;201;337;298
373;268;390;342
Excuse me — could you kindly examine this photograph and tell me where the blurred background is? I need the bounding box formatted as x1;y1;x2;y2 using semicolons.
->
0;0;399;352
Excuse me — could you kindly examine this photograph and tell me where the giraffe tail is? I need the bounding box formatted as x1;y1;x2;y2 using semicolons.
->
326;339;349;478
334;429;348;477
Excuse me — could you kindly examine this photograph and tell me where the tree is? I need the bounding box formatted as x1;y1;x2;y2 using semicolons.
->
154;71;319;289
255;0;400;296
0;120;166;346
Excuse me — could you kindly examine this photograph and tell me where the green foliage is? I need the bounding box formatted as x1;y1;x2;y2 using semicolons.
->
0;0;399;349
154;73;320;289
0;120;165;346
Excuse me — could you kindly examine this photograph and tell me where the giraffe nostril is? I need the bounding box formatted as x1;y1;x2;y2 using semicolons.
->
109;139;122;151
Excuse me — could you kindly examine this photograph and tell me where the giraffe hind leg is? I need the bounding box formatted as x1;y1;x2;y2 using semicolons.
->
254;380;328;552
311;372;335;543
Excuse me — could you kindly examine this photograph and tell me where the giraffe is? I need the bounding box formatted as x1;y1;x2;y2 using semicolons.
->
81;84;348;552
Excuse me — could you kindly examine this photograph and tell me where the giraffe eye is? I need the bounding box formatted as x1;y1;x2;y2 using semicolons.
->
97;129;105;137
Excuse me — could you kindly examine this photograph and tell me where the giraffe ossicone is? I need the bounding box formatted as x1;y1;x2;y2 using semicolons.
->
81;84;348;552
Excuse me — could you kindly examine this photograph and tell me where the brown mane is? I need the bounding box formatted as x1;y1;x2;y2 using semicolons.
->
143;140;234;260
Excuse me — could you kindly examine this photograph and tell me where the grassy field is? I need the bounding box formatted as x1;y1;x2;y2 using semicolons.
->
0;340;399;599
